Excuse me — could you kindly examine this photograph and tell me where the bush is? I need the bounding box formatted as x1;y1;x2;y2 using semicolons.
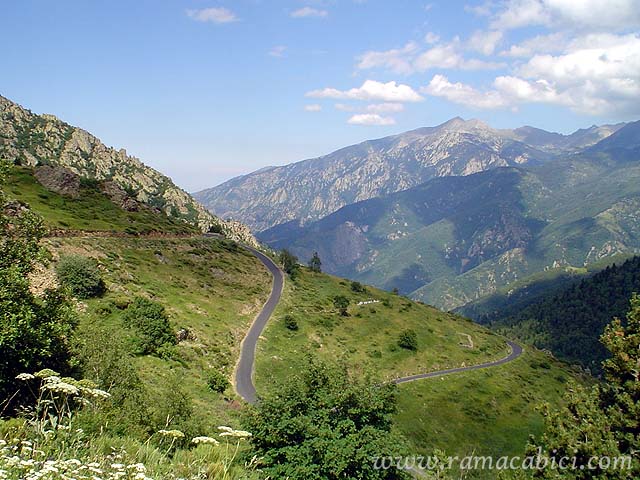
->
56;255;106;299
122;297;177;355
350;281;366;293
207;370;230;394
284;314;299;331
333;295;350;316
398;329;418;351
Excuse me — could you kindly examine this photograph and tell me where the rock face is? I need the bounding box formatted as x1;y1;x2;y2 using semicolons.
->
258;122;640;310
195;117;624;232
0;95;257;246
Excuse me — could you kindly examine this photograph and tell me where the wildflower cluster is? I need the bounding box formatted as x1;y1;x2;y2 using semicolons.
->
0;438;153;480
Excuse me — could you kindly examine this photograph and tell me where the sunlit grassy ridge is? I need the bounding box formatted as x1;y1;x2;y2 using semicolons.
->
6;166;197;234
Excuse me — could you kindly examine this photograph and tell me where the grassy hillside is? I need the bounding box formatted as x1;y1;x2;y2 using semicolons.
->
44;235;271;426
254;267;581;465
5;166;198;234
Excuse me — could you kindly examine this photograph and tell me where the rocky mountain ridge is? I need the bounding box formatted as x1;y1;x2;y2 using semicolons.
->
195;117;625;232
258;122;640;310
0;95;257;246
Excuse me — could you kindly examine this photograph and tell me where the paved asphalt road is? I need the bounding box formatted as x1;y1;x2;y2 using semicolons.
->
232;241;522;402
392;340;523;384
234;246;284;404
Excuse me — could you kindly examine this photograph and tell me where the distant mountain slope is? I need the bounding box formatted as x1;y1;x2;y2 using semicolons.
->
479;256;640;372
258;122;640;310
195;118;624;232
0;95;256;245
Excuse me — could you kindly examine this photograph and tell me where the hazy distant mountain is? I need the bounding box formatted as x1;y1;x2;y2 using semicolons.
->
258;122;640;310
195;118;624;232
0;95;257;245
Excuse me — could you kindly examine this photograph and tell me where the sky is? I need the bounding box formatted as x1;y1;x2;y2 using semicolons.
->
2;0;640;191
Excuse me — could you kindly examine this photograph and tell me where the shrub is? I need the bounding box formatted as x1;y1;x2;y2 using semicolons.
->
122;297;177;355
398;329;418;351
56;255;106;299
242;356;407;479
350;281;366;293
333;295;350;316
284;314;299;331
207;370;230;394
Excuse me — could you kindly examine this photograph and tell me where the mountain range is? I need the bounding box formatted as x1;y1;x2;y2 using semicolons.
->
199;118;640;310
194;118;625;232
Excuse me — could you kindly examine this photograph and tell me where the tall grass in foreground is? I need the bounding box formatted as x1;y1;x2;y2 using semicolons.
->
0;369;256;480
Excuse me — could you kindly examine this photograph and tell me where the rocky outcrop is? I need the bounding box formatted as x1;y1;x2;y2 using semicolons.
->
0;95;258;246
33;165;81;198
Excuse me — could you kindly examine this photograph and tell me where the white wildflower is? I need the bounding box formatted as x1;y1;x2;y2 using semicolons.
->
15;373;35;381
157;429;184;439
191;436;220;445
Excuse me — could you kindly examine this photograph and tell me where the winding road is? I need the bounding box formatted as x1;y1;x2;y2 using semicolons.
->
234;246;284;404
235;245;523;403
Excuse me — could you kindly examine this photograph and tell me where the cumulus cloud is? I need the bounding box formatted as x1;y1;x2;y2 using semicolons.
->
186;7;237;24
422;75;508;109
500;32;567;57
467;30;503;55
304;104;322;112
491;0;640;31
357;41;504;75
291;7;328;18
347;114;396;126
357;42;420;75
306;80;424;103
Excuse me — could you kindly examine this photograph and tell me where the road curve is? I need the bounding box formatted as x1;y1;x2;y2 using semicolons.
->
392;340;523;385
234;246;284;404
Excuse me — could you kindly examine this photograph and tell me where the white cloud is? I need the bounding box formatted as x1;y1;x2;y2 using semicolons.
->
306;80;424;103
467;30;503;55
269;45;287;57
304;104;322;112
414;43;504;71
357;42;419;75
500;32;566;57
357;41;504;75
347;114;396;126
291;7;328;18
186;7;237;24
422;75;508;109
335;103;405;113
491;0;640;31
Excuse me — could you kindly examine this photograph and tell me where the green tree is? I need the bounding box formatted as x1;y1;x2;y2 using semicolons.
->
279;249;300;279
333;295;350;316
308;251;322;273
207;370;230;394
56;254;106;299
0;162;76;413
398;329;418;351
351;281;366;293
242;356;408;479
529;295;640;478
121;297;177;355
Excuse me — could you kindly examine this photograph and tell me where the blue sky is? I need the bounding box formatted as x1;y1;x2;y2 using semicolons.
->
3;0;639;191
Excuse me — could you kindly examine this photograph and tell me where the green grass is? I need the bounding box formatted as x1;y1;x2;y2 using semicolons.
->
5;167;197;234
45;236;271;427
394;348;577;459
253;268;584;465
